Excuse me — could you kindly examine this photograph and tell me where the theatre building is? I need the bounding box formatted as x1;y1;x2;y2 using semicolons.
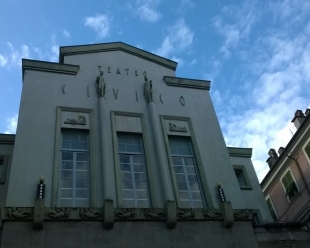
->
0;42;308;247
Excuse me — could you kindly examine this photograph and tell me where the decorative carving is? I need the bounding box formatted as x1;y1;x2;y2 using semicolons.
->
7;208;33;219
203;208;222;219
62;84;65;94
96;71;106;98
143;71;153;103
64;115;86;125
115;208;135;219
79;208;102;219
233;209;250;219
143;209;165;219
45;208;70;219
169;123;187;132
177;209;195;219
160;94;163;103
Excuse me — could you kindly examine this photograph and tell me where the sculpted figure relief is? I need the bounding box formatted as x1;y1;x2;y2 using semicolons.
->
143;71;153;103
96;71;106;98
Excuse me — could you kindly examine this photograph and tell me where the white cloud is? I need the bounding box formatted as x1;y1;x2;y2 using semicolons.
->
4;114;18;134
189;58;196;66
171;56;184;67
212;1;259;58
154;19;194;57
137;4;161;22
84;14;110;39
0;54;8;67
50;45;59;62
63;30;71;38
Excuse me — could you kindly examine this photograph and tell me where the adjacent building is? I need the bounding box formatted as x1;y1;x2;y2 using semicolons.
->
0;42;308;247
262;110;310;225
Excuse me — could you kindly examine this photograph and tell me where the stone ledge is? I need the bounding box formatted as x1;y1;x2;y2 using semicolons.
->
163;76;211;90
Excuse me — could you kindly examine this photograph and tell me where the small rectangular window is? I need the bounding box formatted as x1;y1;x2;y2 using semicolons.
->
234;169;247;186
0;159;3;180
118;134;151;208
169;137;205;208
281;170;299;202
266;198;277;221
59;132;90;207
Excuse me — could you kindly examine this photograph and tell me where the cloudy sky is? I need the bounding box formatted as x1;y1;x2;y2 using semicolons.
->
1;0;310;181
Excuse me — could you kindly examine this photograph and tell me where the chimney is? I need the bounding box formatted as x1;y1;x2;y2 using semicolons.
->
305;108;310;116
291;110;305;129
278;147;285;156
266;148;278;169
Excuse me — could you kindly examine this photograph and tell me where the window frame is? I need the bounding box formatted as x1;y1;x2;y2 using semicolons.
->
266;196;277;221
117;133;151;208
280;168;299;202
160;115;212;209
58;131;90;207
52;107;96;207
303;140;310;162
0;155;8;184
111;111;157;208
233;165;252;190
169;137;206;208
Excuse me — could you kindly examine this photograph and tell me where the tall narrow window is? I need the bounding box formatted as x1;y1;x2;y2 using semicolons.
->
169;138;205;208
118;134;151;208
59;132;90;207
266;198;277;221
234;169;247;186
0;159;3;179
281;170;299;202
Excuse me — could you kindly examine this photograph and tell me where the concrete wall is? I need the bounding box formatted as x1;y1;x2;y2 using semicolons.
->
1;220;259;248
6;49;245;209
229;155;271;221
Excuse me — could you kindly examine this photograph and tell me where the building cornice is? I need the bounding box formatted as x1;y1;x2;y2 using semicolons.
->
22;59;80;78
163;76;211;90
0;134;15;145
59;42;177;71
227;147;252;158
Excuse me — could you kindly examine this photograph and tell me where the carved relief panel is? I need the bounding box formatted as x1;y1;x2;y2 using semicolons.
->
61;111;90;129
164;119;190;137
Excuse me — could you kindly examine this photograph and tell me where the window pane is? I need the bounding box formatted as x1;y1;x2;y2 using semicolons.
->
170;146;178;155
60;189;73;198
133;156;143;164
135;181;147;190
76;162;88;170
120;155;130;163
134;173;146;181
174;166;184;173
76;171;88;180
63;133;79;141
188;175;198;183
62;152;73;161
190;182;200;191
122;190;134;199
133;164;145;172
136;190;148;199
177;182;188;190
184;158;194;166
175;174;186;182
76;189;88;198
76;199;89;208
59;199;73;207
121;164;131;172
118;136;133;144
192;192;203;200
60;179;73;188
61;170;73;179
62;161;73;169
79;134;87;141
62;141;70;149
177;147;192;156
186;166;196;174
76;180;88;188
121;172;132;181
179;191;190;200
127;144;142;153
122;181;133;189
193;201;204;208
172;157;182;165
118;144;126;152
123;199;135;208
77;153;88;161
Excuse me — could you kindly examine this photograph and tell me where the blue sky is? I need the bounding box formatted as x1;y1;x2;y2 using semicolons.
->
1;0;310;181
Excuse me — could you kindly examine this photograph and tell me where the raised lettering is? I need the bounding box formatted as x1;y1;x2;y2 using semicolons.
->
135;70;138;76
125;69;129;75
180;96;185;106
113;89;119;99
117;68;121;74
108;67;111;73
